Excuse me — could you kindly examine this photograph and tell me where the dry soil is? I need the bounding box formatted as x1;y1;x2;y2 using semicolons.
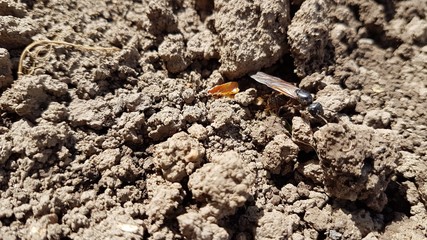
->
0;0;426;239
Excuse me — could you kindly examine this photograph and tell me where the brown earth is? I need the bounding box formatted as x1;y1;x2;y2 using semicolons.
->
0;0;426;239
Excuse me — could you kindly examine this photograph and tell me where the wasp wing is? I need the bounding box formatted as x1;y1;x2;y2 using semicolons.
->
250;72;299;99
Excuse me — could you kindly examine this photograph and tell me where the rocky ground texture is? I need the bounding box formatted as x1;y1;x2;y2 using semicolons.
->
0;0;426;239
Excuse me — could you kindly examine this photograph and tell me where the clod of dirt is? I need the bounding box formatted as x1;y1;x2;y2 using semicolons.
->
297;160;324;184
8;120;70;164
382;214;427;240
91;149;121;173
187;30;219;60
25;214;59;239
328;4;361;56
87;147;143;189
248;116;289;146
41;102;69;123
182;103;206;123
177;209;229;240
363;109;392;129
181;88;195;104
188;151;255;218
234;88;257;107
280;183;300;204
0;48;12;88
152;132;205;182
314;121;400;211
0;15;37;49
261;134;299;175
87;210;145;239
0;0;27;17
158;34;192;73
0;75;68;119
315;84;357;117
207;99;249;129
254;209;299;239
397;151;427;206
142;0;178;35
187;123;208;141
299;72;334;91
304;205;383;239
291;116;315;150
0;134;12;165
402;17;427;45
288;0;330;77
109;111;145;145
145;175;184;236
387;5;427;45
146;106;184;141
68;98;114;130
214;0;290;79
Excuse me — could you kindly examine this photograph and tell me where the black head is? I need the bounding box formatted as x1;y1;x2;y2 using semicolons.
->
295;89;313;106
307;102;324;116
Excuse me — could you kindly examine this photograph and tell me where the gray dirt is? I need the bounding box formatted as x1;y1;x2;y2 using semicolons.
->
1;0;427;239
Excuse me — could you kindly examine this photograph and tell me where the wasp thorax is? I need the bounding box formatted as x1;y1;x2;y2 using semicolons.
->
295;89;313;106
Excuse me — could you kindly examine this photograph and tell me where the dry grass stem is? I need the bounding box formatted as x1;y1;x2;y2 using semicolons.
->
18;40;120;77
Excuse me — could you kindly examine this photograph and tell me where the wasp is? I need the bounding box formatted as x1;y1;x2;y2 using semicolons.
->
250;72;324;117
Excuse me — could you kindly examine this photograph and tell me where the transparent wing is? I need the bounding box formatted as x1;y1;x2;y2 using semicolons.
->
250;72;299;99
